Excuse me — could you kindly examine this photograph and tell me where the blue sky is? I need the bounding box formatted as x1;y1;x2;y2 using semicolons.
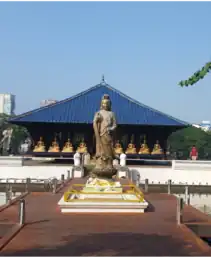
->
0;2;211;123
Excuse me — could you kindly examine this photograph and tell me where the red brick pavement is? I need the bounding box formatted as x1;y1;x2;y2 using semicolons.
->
0;203;19;224
0;179;211;256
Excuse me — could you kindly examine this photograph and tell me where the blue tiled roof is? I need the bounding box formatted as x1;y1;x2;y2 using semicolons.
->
10;82;189;126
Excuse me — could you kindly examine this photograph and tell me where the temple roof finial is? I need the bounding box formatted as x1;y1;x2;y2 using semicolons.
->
101;74;105;84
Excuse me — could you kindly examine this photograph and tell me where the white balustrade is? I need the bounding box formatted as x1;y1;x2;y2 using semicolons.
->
74;152;81;167
120;153;126;167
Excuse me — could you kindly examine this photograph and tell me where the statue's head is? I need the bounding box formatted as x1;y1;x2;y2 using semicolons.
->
100;94;111;111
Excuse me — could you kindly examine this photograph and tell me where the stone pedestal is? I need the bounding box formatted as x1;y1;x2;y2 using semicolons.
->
72;166;84;178
117;166;129;179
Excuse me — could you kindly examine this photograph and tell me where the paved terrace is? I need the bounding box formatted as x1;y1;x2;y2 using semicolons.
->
0;179;211;256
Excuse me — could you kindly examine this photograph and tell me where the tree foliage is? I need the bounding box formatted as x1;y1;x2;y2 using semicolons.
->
168;126;211;159
179;62;211;87
0;114;28;153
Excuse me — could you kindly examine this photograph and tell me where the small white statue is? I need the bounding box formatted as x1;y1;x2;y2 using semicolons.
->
20;141;30;154
0;128;13;154
74;152;81;167
120;153;126;167
83;152;91;165
136;173;140;187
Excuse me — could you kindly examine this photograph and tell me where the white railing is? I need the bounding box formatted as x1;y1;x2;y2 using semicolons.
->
172;160;211;171
0;156;24;167
0;177;58;184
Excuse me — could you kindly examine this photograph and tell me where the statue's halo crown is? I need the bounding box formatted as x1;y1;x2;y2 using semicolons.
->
100;94;112;111
102;94;110;100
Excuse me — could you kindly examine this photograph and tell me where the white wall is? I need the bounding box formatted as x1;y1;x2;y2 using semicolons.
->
130;167;211;185
0;166;73;180
1;160;211;185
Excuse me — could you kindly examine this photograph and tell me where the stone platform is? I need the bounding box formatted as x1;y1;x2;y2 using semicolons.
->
58;178;148;213
2;179;211;255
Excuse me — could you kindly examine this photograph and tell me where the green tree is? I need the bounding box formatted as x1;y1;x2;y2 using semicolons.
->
168;126;210;159
10;125;28;153
179;62;211;87
0;113;10;134
0;114;29;154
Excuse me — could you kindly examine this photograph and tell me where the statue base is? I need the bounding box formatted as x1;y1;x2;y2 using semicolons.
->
91;156;117;178
91;167;117;179
58;178;149;213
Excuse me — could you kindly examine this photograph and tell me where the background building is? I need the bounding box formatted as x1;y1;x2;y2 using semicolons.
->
40;99;57;107
192;121;211;132
10;79;188;156
0;94;15;116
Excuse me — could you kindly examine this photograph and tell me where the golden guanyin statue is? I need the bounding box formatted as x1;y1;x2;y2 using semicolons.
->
151;140;163;155
62;138;74;153
93;94;117;173
33;137;46;152
114;140;123;154
139;136;150;154
48;137;60;152
77;139;87;153
125;140;137;154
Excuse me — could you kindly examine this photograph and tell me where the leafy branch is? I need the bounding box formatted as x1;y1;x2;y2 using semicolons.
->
179;62;211;87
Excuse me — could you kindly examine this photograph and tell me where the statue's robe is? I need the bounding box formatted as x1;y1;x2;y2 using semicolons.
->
93;109;117;169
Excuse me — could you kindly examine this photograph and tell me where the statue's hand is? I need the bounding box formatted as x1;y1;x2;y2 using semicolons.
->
107;127;112;133
94;112;102;123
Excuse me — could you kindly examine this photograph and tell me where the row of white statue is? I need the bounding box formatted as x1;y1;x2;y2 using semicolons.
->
73;152;126;167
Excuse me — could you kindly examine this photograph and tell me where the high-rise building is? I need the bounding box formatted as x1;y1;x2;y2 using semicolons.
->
40;99;57;107
192;120;211;132
0;94;15;116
